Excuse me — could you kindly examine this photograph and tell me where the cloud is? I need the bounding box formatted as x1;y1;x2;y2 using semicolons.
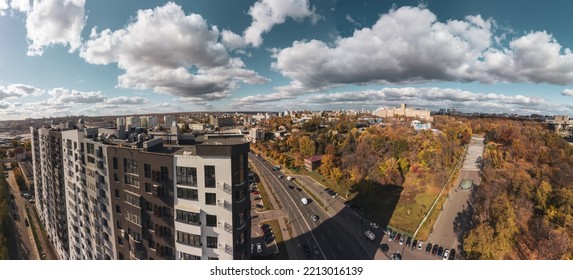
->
345;15;360;27
25;0;86;56
48;87;105;104
10;0;30;12
562;89;573;96
272;6;573;92
222;0;318;50
80;2;267;102
104;96;148;105
0;102;9;109
0;83;44;100
0;1;8;15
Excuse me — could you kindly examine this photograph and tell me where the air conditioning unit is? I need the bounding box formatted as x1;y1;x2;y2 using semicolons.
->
120;229;125;238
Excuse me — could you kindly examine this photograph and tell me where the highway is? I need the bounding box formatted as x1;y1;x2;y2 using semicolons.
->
249;153;370;260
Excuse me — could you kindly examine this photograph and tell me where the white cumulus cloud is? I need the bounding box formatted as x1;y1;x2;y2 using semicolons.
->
561;89;573;96
0;83;44;100
272;6;573;92
80;2;267;102
48;87;105;104
25;0;86;56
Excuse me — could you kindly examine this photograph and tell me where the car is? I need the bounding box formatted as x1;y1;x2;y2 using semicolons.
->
394;233;401;243
437;246;444;257
399;235;404;245
256;243;262;253
383;226;392;235
303;244;311;256
449;249;456;260
411;239;417;249
313;245;320;255
250;244;254;254
405;236;412;247
28;199;35;204
24;218;29;227
388;231;396;242
418;241;424;251
254;196;262;200
253;191;260;195
365;230;375;241
379;243;389;253
278;175;284;178
311;215;319;222
432;244;439;255
296;187;302;191
288;185;294;190
265;235;275;244
287;176;293;181
331;192;338;198
325;188;331;192
426;243;433;254
443;249;450;260
256;204;264;208
391;252;402;260
370;222;379;229
260;223;270;229
262;227;272;234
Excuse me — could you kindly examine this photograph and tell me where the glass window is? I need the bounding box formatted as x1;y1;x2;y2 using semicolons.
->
124;158;138;174
180;252;200;260
204;165;215;188
176;231;201;247
125;210;141;226
125;175;139;187
205;193;216;205
232;154;246;185
144;164;151;178
113;157;118;169
176;166;197;186
175;209;200;225
206;214;217;227
124;192;140;207
160;166;169;181
206;236;217;248
176;187;198;201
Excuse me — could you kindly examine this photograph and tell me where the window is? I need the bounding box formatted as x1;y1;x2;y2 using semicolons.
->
113;173;119;182
144;164;151;178
176;166;197;186
116;220;122;229
232;154;246;185
145;200;153;212
206;214;217;227
161;166;169;181
208;257;219;260
176;187;198;201
113;157;118;169
176;231;201;247
149;239;155;250
117;236;123;246
180;252;200;260
124;158;138;174
205;193;216;205
115;205;121;214
125;175;139;187
87;156;95;164
175;209;200;225
125;210;141;226
124;192;140;207
118;253;124;260
145;182;152;193
206;236;218;248
87;143;95;155
204;165;216;188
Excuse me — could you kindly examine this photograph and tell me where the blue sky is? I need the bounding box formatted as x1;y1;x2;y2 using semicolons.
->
1;0;573;120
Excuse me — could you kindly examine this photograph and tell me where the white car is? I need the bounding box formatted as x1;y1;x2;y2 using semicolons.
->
417;241;424;251
443;249;450;260
256;243;262;253
370;222;379;229
311;215;319;222
250;244;254;253
365;230;375;241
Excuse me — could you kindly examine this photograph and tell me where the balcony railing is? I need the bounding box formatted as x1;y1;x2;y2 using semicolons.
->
218;182;232;194
224;244;233;256
224;222;233;233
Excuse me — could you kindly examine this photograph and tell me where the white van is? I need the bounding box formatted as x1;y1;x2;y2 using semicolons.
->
301;197;308;205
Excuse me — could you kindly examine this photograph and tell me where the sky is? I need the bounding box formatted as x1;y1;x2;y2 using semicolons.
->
1;0;573;120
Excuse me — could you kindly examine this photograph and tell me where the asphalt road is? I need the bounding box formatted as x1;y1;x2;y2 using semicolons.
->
249;153;369;260
426;137;485;258
5;169;39;260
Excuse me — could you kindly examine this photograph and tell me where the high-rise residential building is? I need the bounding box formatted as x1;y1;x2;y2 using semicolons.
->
61;129;116;260
117;117;126;126
30;125;71;259
126;116;141;128
147;116;159;128
164;115;176;127
174;138;250;260
209;115;234;128
31;121;250;260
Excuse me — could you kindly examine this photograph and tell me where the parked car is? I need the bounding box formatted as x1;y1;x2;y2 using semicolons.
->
443;249;450;260
384;226;392;235
370;222;379;229
394;233;401;243
432;244;439;255
379;243;389;253
296;187;302;191
391;252;402;260
405;236;412;247
260;223;270;229
437;246;444;257
311;215;319;222
256;243;262;253
265;235;275;244
418;241;424;251
365;230;375;241
250;243;254;254
399;235;404;245
411;239;417;249
288;185;294;190
426;243;433;254
388;231;396;242
449;249;456;260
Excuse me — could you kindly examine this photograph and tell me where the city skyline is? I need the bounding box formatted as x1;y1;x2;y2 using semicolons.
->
2;0;573;120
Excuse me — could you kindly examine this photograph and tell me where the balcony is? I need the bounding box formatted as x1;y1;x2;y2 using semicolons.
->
224;244;233;256
223;222;233;233
218;182;232;194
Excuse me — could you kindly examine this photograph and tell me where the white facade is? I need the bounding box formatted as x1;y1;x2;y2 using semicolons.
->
116;117;126;126
61;130;116;260
126;116;141;128
174;153;235;260
248;128;264;143
164;115;176;126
